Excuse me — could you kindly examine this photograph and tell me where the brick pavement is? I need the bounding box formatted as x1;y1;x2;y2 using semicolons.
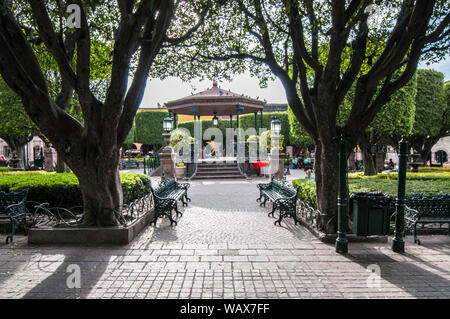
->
0;179;449;299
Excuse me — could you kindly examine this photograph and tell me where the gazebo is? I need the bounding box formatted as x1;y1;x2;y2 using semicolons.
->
165;82;266;130
164;82;268;179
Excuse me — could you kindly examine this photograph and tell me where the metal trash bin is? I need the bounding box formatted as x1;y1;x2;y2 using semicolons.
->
350;192;392;236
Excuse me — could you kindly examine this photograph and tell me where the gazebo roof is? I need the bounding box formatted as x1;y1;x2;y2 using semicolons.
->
165;82;266;116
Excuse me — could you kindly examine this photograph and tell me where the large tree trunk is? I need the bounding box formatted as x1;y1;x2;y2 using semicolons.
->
72;158;123;227
314;139;339;233
358;135;377;176
56;152;71;173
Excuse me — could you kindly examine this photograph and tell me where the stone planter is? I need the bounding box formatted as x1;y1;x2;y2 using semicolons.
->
175;166;186;179
28;208;155;245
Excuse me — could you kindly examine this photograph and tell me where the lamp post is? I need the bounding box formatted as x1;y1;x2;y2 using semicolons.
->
392;136;408;253
269;116;284;180
212;112;218;126
162;115;174;149
335;135;348;254
159;114;176;180
270;116;281;150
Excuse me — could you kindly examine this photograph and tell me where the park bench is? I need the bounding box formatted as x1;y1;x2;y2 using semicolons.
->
0;188;28;244
149;177;191;226
257;177;300;225
404;194;450;245
121;159;140;169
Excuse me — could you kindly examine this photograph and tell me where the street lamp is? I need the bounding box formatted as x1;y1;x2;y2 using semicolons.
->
271;116;281;133
162;115;174;151
163;115;174;133
212;112;218;126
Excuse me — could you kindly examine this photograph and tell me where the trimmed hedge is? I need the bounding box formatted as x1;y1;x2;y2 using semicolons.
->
418;166;450;172
0;170;51;177
292;178;317;208
135;110;168;145
293;175;450;209
178;112;291;146
0;172;151;208
348;171;450;180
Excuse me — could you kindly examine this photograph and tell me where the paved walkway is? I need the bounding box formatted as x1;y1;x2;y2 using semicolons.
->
0;177;449;299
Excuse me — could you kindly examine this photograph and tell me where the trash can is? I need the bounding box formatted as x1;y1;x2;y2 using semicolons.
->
350;192;392;236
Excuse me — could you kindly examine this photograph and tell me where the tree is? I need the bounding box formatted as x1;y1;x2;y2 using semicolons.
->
166;0;449;232
339;74;417;175
0;0;212;226
288;107;314;148
0;76;41;168
408;69;449;163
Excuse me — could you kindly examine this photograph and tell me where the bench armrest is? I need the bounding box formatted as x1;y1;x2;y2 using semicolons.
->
405;206;421;220
257;183;272;190
176;182;190;190
5;201;27;218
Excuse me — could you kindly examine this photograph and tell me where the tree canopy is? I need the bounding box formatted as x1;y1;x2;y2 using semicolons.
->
160;0;449;231
412;69;447;136
0;0;216;226
408;69;449;161
0;76;40;144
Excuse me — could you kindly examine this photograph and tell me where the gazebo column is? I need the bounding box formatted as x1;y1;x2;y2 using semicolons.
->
191;105;200;164
260;109;263;131
254;112;258;160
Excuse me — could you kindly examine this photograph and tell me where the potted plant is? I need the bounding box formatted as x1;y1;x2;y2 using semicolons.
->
175;162;186;179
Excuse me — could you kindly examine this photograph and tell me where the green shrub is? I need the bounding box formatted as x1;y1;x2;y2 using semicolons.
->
0;172;151;208
418;166;450;172
0;170;52;176
135;111;168;145
178;112;291;146
348;171;450;180
292;176;450;209
292;179;317;208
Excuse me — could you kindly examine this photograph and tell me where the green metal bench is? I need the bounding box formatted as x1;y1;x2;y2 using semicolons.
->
121;159;140;169
257;177;300;225
149;177;191;226
405;194;450;245
0;189;29;244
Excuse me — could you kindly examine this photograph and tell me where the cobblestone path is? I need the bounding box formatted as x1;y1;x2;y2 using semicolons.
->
0;179;449;299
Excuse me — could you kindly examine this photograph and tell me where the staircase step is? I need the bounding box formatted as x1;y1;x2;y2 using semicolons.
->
192;162;246;180
193;175;245;180
197;168;240;172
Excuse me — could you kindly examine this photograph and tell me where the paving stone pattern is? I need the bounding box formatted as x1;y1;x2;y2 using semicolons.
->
0;179;449;299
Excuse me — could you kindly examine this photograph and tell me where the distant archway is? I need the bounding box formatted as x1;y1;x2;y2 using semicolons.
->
435;150;448;164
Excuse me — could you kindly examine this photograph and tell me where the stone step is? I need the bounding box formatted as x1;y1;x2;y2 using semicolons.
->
193;162;245;179
196;167;240;172
195;169;241;175
197;164;238;168
193;174;245;180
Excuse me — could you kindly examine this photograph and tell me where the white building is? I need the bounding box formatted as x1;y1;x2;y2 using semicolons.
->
0;136;46;167
385;136;450;166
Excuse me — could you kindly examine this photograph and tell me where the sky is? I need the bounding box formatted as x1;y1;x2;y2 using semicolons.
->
139;57;450;108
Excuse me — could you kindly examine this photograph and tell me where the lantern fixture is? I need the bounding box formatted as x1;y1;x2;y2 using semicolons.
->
212;112;218;126
271;116;281;133
163;115;174;132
